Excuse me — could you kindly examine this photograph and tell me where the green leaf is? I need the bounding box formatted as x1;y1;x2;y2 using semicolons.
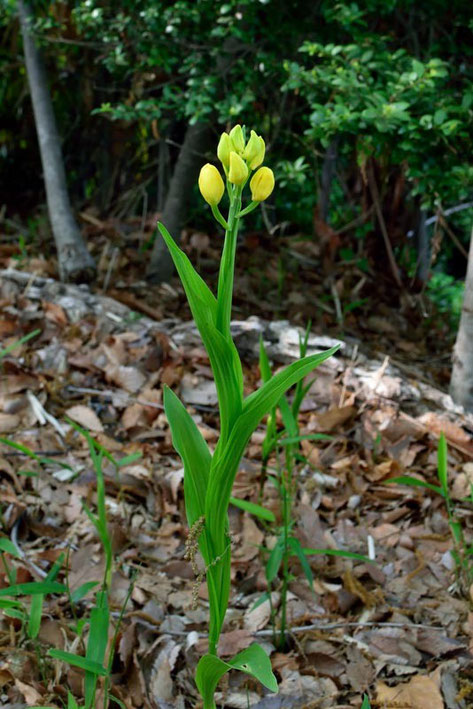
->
71;581;100;604
204;345;338;647
0;437;72;471
2;607;25;621
361;695;371;709
85;592;110;709
163;385;211;529
195;643;278;709
163;386;221;649
0;581;66;597
27;594;43;639
27;552;65;640
244;347;339;429
266;537;285;583
449;520;463;545
250;591;271;611
0;538;21;559
0;437;41;461
205;346;339;556
288;536;314;587
302;548;373;564
159;222;243;444
68;692;81;709
279;395;298;438
117;451;142;467
386;475;443;496
0;599;23;609
48;649;108;676
278;433;332;446
0;328;40;359
437;432;448;496
229;496;275;522
259;336;277;459
67;418;118;469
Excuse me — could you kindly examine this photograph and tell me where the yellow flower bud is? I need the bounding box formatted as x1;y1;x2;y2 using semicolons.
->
228;151;248;185
244;130;265;169
229;124;245;155
198;163;225;206
250;166;275;202
217;132;232;170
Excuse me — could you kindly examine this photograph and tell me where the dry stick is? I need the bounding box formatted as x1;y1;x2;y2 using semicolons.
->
102;245;119;294
145;620;446;637
367;163;403;289
438;214;469;259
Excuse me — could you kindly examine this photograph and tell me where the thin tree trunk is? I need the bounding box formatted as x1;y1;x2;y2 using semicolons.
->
450;225;473;411
147;121;213;283
18;0;95;282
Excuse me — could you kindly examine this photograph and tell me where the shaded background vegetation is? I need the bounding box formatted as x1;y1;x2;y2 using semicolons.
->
1;0;473;319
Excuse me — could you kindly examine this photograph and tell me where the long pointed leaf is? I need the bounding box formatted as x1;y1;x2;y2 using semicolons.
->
159;222;243;443
265;537;285;583
0;538;21;558
85;592;109;709
49;649;108;676
163;386;211;531
163;385;222;647
204;346;338;641
0;581;65;597
387;475;443;496
288;536;314;588
229;496;275;522
206;347;339;551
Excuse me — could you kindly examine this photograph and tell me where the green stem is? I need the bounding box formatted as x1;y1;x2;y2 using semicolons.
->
211;203;229;230
238;200;259;218
279;479;290;650
216;184;242;338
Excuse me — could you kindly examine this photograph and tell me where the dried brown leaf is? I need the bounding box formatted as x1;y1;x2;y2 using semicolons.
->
66;404;104;432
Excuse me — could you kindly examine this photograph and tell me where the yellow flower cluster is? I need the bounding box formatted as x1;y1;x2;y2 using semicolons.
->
198;126;275;207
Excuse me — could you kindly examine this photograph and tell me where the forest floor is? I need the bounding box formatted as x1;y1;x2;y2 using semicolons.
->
0;217;473;708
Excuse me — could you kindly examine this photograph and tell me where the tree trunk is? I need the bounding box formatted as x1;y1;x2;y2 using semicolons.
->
147;121;213;283
450;225;473;411
18;0;95;282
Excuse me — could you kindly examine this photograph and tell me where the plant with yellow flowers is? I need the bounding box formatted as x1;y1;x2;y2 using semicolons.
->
158;126;338;708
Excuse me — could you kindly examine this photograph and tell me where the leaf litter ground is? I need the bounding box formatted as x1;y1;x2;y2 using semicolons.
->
0;224;473;707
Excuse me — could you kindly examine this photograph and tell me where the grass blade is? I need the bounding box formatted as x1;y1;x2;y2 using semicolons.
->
49;649;108;676
387;475;443;497
0;538;22;558
266;537;285;583
302;547;374;564
229;496;275;522
0;581;65;597
0;328;40;359
288;536;314;587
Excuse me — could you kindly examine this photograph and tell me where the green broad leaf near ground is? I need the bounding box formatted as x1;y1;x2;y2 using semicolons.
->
195;643;278;708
